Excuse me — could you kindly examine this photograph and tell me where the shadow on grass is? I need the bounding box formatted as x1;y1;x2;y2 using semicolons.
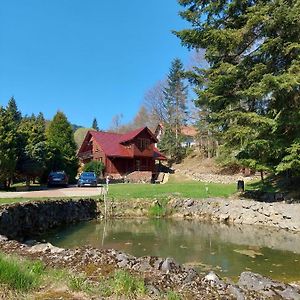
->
243;175;300;203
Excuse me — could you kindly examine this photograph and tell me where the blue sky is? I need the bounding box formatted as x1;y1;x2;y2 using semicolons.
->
0;0;194;129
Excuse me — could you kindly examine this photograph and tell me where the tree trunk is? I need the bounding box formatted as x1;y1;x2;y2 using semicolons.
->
26;176;30;188
260;171;264;182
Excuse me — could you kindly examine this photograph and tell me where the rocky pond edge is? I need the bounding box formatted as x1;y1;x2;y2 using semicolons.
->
0;198;300;299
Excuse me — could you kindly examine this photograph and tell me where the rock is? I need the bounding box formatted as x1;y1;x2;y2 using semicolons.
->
183;268;198;283
203;271;221;285
0;235;7;242
116;252;131;261
29;242;64;254
146;284;160;297
161;257;175;273
117;259;128;268
238;272;300;299
185;199;194;207
227;285;245;300
24;239;37;246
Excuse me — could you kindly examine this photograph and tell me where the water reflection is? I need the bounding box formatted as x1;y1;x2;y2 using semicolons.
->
41;219;300;282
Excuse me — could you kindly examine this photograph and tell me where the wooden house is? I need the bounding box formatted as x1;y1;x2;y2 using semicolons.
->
77;127;166;177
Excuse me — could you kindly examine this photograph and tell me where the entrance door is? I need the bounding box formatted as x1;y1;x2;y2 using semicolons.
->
135;159;140;171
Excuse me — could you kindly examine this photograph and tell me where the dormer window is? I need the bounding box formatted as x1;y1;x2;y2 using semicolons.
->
138;138;150;151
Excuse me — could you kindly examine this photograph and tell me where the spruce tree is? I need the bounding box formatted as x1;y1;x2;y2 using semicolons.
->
17;113;47;185
46;111;78;181
0;98;21;187
92;118;99;131
175;0;300;178
160;58;188;164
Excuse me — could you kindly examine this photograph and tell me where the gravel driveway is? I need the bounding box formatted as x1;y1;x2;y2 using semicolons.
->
0;185;105;199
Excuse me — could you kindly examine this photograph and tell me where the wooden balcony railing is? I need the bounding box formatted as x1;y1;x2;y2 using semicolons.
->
79;150;93;160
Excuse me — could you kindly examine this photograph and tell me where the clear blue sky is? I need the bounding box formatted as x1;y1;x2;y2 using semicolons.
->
0;0;192;129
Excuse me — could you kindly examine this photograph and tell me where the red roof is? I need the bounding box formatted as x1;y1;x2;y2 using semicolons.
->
81;127;165;160
119;127;158;144
90;131;132;157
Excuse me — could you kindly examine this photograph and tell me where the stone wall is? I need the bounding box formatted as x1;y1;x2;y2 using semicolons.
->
169;198;300;231
0;199;98;239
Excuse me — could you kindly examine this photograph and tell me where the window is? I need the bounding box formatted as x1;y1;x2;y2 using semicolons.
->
138;138;150;151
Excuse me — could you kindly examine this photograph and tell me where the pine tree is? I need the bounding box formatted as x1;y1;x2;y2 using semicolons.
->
92;118;99;131
175;0;300;178
46;111;78;181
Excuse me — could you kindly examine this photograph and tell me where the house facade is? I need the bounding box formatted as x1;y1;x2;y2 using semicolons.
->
77;127;166;177
154;123;198;148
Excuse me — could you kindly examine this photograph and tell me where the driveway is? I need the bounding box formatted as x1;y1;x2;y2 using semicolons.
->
0;185;106;199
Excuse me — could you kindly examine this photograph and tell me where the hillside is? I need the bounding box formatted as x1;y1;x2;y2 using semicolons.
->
171;153;259;184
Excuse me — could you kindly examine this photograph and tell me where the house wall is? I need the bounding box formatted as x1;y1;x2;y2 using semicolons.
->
105;157;155;176
131;131;155;157
79;129;159;177
91;138;105;163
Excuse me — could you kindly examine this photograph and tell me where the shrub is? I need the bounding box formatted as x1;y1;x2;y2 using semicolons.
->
148;199;169;218
83;160;104;177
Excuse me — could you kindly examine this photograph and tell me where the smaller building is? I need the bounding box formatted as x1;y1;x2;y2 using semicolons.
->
154;123;198;148
77;127;166;177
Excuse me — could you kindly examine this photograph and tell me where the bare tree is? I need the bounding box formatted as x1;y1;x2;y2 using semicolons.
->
109;113;123;133
131;105;150;129
143;80;167;127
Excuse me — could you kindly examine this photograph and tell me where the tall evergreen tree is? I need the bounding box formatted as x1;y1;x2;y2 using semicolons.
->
46;111;78;181
17;113;47;185
92;118;99;131
159;59;188;164
164;58;188;139
175;0;300;178
0;98;21;187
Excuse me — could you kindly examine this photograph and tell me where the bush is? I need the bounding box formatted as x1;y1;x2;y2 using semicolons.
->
83;160;104;177
148;199;169;218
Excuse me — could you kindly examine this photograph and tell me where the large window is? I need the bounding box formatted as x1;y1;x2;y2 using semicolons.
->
138;138;150;151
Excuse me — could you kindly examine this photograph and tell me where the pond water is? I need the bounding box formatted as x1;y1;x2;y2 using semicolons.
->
40;219;300;282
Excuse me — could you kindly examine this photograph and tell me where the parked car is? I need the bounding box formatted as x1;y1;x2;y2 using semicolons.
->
77;172;97;187
47;171;68;187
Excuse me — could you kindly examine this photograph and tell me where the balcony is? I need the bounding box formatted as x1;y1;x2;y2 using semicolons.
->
79;150;93;160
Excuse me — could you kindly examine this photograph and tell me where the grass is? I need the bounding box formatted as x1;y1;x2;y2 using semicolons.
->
165;291;182;300
0;252;187;299
102;270;146;297
0;253;43;291
0;176;237;206
108;180;236;200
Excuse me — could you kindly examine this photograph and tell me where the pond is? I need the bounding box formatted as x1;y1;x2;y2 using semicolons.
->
40;219;300;282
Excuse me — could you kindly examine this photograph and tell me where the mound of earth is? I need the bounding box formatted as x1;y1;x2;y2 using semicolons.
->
172;155;259;184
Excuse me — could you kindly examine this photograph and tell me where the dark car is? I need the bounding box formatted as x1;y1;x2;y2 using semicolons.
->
47;171;68;187
77;172;97;187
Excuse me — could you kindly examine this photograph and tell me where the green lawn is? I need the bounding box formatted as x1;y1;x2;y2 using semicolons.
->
0;181;236;205
108;181;236;200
